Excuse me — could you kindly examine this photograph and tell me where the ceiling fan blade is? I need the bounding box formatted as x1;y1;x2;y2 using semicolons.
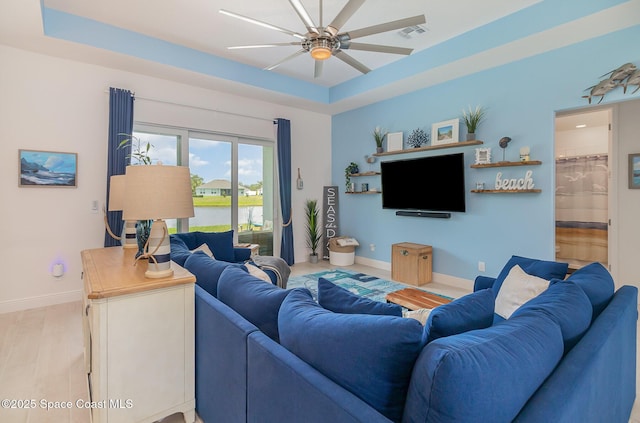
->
326;0;366;36
343;15;426;40
219;9;305;40
342;42;413;55
334;50;370;74
289;0;320;35
265;49;307;71
228;42;300;50
314;60;324;78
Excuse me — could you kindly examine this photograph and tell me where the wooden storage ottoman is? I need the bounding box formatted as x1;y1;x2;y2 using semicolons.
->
391;242;433;286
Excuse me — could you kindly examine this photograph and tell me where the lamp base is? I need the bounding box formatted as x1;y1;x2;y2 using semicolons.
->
143;219;173;279
145;268;174;279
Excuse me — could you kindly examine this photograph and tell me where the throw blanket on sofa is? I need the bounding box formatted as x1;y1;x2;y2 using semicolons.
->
252;255;291;288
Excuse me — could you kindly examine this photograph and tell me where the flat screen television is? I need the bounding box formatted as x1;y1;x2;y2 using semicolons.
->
381;152;466;212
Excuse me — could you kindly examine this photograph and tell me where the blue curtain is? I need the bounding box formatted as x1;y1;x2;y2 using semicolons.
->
104;88;134;247
275;118;294;265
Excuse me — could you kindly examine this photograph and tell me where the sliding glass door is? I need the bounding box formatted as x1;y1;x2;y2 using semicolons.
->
132;124;275;255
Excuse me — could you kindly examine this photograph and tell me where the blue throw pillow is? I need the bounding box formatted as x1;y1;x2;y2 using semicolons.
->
493;255;568;295
566;262;615;320
278;289;424;422
404;313;564;423
172;231;199;250
169;235;191;267
425;288;495;343
317;278;403;317
217;266;289;342
512;280;592;353
184;251;241;297
196;230;235;263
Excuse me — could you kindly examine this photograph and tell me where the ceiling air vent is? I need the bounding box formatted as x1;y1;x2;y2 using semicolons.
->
398;24;428;39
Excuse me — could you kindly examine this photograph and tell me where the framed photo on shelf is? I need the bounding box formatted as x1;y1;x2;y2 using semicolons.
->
629;153;640;189
475;148;492;165
431;119;459;146
386;132;403;152
19;149;78;187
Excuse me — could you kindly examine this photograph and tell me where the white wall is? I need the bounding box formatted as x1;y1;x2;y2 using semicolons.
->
555;126;609;157
615;100;640;287
0;45;331;313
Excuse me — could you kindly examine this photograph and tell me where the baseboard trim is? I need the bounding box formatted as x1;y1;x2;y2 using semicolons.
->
354;256;473;290
0;290;83;314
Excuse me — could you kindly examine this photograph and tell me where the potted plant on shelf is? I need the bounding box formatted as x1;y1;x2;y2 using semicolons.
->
407;128;429;148
462;105;486;141
345;162;359;192
373;127;387;153
304;199;322;263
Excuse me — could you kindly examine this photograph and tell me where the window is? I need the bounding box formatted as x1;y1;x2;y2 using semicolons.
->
133;125;275;255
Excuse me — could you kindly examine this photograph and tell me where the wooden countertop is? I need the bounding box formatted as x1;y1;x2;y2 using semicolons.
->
82;247;196;299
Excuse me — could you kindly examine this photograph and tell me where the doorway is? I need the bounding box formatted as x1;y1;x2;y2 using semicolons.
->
554;109;612;271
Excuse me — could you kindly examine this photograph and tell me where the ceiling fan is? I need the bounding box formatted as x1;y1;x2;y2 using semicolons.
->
219;0;426;78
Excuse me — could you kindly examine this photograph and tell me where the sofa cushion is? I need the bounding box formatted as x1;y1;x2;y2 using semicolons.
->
197;230;235;263
493;255;568;295
566;262;615;320
173;231;199;250
495;265;550;319
317;278;403;317
218;266;289;342
169;235;192;267
278;289;424;422
184;251;241;298
425;288;494;343
512;280;592;353
403;313;564;423
191;243;214;258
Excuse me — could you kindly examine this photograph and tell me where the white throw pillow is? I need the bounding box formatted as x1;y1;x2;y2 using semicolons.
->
245;263;272;283
495;264;550;319
191;243;215;259
403;308;432;325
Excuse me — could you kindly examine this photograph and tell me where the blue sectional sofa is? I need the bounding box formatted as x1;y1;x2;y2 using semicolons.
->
190;255;637;423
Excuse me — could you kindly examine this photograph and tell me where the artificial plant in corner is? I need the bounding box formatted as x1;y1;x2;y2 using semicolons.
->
304;199;322;263
116;133;155;257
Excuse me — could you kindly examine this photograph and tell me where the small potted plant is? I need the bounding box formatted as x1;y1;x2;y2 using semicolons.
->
408;128;429;148
304;199;322;263
372;127;387;153
462;105;486;141
345;162;359;192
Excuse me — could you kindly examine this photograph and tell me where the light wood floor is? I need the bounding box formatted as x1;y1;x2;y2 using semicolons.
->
0;260;637;422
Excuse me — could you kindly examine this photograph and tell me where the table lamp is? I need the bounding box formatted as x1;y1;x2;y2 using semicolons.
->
107;174;137;249
123;165;195;278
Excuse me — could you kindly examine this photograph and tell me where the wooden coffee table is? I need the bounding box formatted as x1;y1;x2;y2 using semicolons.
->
386;287;452;311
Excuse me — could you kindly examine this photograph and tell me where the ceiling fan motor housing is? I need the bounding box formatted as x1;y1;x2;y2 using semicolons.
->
303;35;339;60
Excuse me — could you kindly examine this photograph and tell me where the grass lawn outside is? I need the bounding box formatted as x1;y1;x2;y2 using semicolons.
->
193;195;263;207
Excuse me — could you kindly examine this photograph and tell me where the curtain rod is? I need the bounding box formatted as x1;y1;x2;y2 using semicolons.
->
555;154;608;161
104;89;273;123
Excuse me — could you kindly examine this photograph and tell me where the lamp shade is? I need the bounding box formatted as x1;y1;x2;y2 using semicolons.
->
108;174;126;211
122;165;195;221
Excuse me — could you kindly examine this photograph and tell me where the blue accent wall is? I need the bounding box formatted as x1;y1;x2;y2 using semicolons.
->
332;25;640;281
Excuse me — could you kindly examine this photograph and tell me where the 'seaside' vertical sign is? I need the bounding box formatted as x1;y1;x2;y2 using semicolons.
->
323;186;339;260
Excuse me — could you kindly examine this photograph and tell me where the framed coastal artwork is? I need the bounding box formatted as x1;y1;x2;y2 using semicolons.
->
431;118;459;146
629;153;640;189
19;149;78;187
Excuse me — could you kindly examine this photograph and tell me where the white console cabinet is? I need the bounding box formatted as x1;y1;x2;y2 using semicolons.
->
81;247;196;423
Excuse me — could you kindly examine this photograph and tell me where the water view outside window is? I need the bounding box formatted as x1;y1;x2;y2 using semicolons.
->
130;130;274;255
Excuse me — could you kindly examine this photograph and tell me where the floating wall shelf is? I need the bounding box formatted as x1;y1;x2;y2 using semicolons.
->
373;140;483;157
349;171;381;176
470;160;542;169
471;189;542;194
345;191;381;195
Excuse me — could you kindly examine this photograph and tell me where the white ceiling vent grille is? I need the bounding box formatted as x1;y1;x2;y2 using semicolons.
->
398;24;428;39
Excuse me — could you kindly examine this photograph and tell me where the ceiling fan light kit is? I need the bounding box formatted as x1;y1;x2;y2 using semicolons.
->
220;0;425;77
